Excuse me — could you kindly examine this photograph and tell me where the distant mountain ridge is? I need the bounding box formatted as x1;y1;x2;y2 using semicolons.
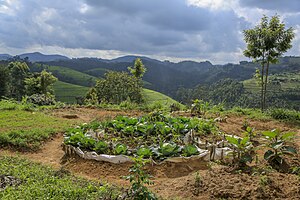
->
1;52;300;97
0;52;69;62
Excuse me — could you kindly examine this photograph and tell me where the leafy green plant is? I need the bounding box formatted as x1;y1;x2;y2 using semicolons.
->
182;144;199;157
226;136;254;167
93;141;108;154
262;129;297;171
124;157;157;200
191;99;211;116
137;147;152;158
114;144;128;155
159;143;180;157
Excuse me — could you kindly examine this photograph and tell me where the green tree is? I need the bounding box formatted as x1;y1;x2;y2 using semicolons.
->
128;58;147;80
0;64;10;98
25;70;58;96
7;61;30;100
92;71;143;104
243;15;294;111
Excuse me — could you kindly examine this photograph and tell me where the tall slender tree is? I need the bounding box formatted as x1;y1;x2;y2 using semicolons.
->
243;15;294;111
128;58;147;82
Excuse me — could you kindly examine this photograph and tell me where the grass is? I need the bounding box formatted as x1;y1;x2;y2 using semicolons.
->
0;156;120;200
35;64;98;87
0;101;74;150
142;88;180;107
53;81;181;109
53;81;90;103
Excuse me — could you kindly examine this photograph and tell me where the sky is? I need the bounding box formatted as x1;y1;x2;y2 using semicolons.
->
0;0;300;64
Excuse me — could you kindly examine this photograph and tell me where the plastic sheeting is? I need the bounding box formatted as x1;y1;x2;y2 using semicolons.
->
63;144;233;164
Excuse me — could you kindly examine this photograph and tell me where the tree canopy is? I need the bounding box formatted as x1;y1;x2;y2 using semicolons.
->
243;15;294;111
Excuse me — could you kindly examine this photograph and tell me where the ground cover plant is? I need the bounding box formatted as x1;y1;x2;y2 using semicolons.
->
0;100;73;150
64;112;218;161
0;156;121;200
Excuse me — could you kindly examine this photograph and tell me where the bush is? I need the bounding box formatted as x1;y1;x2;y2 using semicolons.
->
268;108;300;121
26;94;56;106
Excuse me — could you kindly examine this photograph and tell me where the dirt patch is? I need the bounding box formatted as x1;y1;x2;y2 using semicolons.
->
218;116;297;136
47;107;143;123
165;166;300;200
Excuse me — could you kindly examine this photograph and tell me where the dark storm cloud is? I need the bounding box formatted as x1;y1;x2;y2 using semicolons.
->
0;0;248;59
240;0;300;12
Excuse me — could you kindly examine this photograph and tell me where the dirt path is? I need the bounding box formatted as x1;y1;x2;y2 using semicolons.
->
0;133;64;169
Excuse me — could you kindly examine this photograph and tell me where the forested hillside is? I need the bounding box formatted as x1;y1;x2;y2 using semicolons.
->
42;55;300;97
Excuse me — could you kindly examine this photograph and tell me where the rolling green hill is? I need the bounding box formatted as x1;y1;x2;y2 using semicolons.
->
53;81;89;103
142;88;179;106
31;64;98;87
53;81;179;106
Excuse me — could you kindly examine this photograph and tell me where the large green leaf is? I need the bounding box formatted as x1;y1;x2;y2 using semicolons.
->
182;144;199;157
264;150;274;160
137;147;152;158
281;132;296;141
240;136;250;146
226;136;239;146
271;141;283;150
262;130;277;139
282;146;297;154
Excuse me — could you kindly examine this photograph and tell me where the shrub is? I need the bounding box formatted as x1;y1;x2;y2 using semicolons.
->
26;94;56;106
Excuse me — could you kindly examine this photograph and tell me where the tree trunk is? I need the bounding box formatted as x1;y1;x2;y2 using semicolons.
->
261;61;265;112
264;60;270;110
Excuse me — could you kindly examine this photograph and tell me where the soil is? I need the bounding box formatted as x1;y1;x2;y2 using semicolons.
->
1;107;300;199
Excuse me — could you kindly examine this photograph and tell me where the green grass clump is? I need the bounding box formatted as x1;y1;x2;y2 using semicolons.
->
0;156;120;200
0;110;73;150
268;108;300;122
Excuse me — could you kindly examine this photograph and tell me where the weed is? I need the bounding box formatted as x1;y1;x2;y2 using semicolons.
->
124;157;157;200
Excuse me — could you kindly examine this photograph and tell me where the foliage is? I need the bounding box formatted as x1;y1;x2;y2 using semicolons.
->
137;147;152;158
7;61;30;100
191;99;211;116
182;144;199;157
124;157;157;200
128;58;147;80
114;144;128;155
226;136;254;167
91;71;143;104
64;113;217;161
268;108;300;122
25;70;58;96
262;129;297;171
0;157;121;200
243;15;295;111
0;64;10;98
26;93;56;106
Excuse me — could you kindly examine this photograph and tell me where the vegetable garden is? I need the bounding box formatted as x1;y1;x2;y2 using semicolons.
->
64;112;218;162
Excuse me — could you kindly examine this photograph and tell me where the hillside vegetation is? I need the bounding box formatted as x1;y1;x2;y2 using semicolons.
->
53;81;179;106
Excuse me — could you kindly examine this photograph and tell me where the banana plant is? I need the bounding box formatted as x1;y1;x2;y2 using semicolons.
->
262;129;297;169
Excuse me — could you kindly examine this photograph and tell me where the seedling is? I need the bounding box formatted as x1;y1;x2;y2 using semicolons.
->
262;129;297;171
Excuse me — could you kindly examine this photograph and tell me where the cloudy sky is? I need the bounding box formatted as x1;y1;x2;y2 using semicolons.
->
0;0;300;64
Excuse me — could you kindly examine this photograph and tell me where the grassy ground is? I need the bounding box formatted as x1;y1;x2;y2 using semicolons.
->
0;156;120;200
0;102;74;150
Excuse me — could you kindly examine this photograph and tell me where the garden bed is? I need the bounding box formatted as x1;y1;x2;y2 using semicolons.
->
63;112;233;163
